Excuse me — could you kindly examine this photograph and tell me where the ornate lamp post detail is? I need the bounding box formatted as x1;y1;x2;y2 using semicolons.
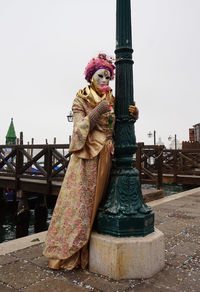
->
97;0;154;237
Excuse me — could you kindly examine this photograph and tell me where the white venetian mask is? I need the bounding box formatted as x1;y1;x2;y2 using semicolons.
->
92;69;111;90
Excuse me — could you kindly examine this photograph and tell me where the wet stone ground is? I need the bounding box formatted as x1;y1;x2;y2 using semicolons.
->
0;192;200;291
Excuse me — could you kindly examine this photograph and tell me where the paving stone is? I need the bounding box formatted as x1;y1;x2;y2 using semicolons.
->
166;251;188;268
168;269;200;292
22;276;89;292
190;195;200;203
12;243;44;260
154;202;184;211
146;266;183;290
154;210;171;225
61;268;91;285
154;195;200;212
156;219;187;237
0;254;18;266
83;273;132;292
31;255;49;268
128;282;170;291
171;241;199;257
0;260;51;289
0;282;18;291
175;207;200;218
146;264;200;291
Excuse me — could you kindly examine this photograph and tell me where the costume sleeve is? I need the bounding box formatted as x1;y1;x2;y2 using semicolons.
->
69;98;90;153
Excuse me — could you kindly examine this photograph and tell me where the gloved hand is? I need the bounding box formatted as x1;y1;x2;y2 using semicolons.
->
129;105;139;120
89;100;110;129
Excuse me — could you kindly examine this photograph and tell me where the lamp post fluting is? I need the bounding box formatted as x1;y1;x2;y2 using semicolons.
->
97;0;154;237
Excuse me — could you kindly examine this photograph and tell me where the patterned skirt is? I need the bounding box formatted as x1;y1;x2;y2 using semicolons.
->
43;140;112;270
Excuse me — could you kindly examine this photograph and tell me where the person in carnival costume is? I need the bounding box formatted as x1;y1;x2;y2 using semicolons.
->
43;53;138;270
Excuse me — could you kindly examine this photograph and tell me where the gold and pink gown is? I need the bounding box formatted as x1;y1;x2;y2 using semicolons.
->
43;86;115;270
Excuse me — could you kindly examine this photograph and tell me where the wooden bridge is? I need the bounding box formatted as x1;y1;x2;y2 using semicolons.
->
1;143;200;198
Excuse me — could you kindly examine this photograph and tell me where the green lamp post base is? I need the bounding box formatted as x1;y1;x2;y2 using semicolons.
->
97;212;154;237
97;160;154;237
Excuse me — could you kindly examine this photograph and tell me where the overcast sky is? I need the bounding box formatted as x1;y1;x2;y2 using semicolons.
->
0;0;200;147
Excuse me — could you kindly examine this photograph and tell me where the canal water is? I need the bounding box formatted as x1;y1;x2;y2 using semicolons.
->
0;184;196;243
0;204;55;244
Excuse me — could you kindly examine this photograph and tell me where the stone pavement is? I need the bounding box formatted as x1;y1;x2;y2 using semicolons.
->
0;188;200;291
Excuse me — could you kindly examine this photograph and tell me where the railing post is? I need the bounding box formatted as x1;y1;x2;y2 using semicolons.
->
34;144;51;233
15;145;23;190
0;188;6;225
15;144;30;238
44;145;52;188
173;150;178;183
156;146;163;189
34;194;48;233
20;132;23;145
31;138;34;157
16;189;30;238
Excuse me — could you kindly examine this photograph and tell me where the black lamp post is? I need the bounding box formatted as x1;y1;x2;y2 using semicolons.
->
97;0;154;237
147;130;156;145
67;111;73;123
67;111;73;144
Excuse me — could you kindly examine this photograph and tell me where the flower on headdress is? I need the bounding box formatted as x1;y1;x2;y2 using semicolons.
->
84;53;115;83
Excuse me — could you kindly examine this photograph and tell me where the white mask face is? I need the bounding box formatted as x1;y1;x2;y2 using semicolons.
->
92;69;110;89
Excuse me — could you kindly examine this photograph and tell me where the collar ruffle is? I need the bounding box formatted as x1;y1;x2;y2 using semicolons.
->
76;86;114;108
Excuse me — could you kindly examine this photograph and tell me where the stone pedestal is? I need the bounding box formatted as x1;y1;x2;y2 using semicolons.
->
89;228;165;280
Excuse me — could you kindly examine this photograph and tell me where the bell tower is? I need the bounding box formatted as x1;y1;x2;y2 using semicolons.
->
6;118;17;145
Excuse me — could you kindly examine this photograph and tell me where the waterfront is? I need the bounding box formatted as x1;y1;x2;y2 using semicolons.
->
0;184;197;243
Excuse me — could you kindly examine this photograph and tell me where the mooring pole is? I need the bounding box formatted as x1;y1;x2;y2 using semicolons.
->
97;0;154;237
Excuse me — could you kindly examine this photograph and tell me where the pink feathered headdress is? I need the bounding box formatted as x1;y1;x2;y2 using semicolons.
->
84;53;115;83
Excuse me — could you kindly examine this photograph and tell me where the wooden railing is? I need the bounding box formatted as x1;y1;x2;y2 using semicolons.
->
0;144;71;192
162;149;200;174
136;144;163;188
1;143;200;193
136;144;200;186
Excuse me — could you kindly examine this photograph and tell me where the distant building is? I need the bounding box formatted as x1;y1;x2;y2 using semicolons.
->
189;128;195;142
189;123;200;142
157;137;164;146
